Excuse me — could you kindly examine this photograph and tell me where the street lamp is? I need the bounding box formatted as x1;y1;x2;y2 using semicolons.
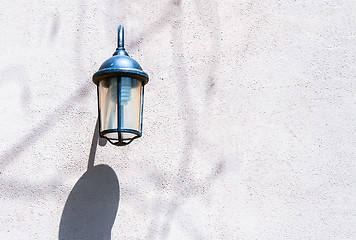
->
93;25;149;146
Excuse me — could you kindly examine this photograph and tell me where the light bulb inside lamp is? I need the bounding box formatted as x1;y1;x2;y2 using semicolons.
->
107;77;133;105
120;77;132;105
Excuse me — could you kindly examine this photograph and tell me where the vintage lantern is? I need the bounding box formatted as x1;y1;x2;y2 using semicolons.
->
93;25;149;146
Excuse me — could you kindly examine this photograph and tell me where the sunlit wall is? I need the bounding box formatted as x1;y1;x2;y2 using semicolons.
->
0;0;356;239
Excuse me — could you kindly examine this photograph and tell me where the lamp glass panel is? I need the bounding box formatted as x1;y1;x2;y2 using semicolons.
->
98;76;143;143
119;77;143;140
98;77;118;140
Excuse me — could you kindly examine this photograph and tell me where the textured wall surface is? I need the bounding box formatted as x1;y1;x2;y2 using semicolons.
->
1;0;356;239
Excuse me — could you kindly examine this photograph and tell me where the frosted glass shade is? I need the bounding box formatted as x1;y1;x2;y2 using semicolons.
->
98;76;143;145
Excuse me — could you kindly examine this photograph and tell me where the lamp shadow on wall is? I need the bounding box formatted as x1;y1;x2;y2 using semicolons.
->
59;120;120;240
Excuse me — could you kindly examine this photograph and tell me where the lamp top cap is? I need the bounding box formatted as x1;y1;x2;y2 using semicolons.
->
92;25;149;85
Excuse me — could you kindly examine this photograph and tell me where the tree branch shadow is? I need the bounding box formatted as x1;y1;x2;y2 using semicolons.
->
145;0;225;238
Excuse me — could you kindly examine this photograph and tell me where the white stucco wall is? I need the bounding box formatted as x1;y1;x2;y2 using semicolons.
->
1;0;356;239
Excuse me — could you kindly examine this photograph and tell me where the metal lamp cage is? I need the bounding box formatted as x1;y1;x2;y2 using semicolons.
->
92;25;149;146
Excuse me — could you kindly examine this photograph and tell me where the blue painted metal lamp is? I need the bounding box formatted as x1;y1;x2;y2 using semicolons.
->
93;25;149;146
